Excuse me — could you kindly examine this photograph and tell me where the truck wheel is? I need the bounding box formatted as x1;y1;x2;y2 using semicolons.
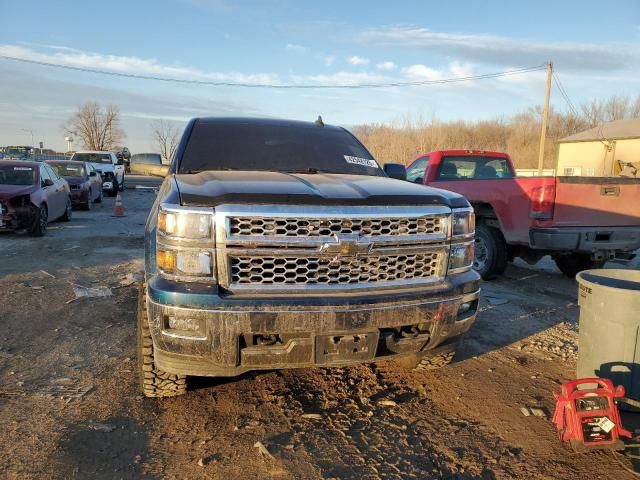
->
473;224;508;279
554;254;606;278
137;282;187;397
95;188;103;204
395;351;456;371
28;205;47;237
119;176;125;191
109;183;118;197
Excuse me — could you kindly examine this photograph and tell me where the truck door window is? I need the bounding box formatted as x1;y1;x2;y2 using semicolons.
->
406;156;428;183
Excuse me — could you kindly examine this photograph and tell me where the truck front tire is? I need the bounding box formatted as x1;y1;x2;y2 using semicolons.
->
137;282;187;397
473;224;508;279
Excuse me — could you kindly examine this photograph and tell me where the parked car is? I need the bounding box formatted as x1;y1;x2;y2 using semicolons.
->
70;151;125;196
406;150;640;278
137;117;480;397
129;153;169;177
0;160;72;236
46;160;103;210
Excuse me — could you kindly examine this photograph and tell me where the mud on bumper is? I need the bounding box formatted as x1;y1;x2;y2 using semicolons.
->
145;271;481;377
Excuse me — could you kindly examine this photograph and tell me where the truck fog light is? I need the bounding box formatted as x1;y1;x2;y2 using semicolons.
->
448;242;474;273
456;299;478;321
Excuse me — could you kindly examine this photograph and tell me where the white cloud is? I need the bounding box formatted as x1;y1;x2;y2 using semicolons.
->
358;26;640;71
0;44;280;85
347;55;369;66
376;61;397;71
324;55;336;66
285;43;306;52
403;64;442;81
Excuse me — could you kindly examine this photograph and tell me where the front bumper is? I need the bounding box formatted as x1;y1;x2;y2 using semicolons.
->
146;270;481;376
530;226;640;253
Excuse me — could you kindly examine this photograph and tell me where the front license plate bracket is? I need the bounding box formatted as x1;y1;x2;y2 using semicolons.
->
315;332;379;365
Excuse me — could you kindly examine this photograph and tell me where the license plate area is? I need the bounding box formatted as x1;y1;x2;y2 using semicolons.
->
315;332;378;365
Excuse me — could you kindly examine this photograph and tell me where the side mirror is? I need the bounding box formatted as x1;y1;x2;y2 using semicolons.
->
43;178;54;187
383;163;407;181
116;158;124;166
89;171;97;177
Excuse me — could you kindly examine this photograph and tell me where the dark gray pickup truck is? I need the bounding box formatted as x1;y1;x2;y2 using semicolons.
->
138;117;480;397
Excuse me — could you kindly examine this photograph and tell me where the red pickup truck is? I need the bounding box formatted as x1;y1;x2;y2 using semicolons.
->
407;150;640;278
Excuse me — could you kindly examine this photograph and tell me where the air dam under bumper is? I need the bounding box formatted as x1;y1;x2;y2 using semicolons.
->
146;271;480;377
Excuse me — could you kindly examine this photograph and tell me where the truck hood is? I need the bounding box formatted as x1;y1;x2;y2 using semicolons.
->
0;184;37;202
175;171;469;208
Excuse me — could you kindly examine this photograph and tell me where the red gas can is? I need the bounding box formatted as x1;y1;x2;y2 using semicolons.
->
553;378;632;451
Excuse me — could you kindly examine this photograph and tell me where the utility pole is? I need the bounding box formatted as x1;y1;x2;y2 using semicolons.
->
537;62;553;175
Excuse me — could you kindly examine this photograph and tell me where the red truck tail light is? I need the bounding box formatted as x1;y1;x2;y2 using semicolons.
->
530;185;556;220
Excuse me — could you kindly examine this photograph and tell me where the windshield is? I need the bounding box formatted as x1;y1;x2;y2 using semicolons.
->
50;162;86;177
0;165;36;185
131;153;162;165
72;153;112;164
178;122;382;176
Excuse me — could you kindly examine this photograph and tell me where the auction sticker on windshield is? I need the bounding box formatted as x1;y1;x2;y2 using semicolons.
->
344;155;378;168
14;167;33;171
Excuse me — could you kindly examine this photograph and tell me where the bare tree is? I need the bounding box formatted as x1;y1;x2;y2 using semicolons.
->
64;102;125;151
152;120;181;163
604;95;630;121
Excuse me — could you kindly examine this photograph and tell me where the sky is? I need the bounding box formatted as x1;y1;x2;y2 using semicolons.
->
0;0;639;153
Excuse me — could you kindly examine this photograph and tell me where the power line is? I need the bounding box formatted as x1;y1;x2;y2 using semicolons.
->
553;73;579;116
0;54;547;89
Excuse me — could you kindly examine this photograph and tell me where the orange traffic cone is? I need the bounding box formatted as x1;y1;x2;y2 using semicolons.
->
112;192;126;217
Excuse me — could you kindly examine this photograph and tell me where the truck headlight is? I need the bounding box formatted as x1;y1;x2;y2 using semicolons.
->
156;205;216;280
157;249;213;277
158;207;212;239
448;241;474;273
452;209;475;237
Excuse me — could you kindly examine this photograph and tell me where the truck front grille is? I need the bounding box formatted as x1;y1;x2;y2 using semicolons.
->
230;216;444;237
230;251;442;286
215;205;451;292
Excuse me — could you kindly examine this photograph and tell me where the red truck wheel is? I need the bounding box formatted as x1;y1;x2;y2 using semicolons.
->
474;224;508;279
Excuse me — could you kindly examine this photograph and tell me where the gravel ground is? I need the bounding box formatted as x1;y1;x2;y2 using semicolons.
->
0;183;638;479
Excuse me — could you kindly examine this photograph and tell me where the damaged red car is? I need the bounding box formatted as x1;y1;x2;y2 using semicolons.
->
0;160;72;236
46;160;103;210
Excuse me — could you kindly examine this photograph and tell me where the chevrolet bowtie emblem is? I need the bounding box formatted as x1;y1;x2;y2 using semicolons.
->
319;234;373;257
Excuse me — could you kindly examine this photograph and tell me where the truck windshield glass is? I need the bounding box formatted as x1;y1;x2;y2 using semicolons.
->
178;122;382;176
131;154;162;165
73;153;112;164
437;156;515;180
50;163;85;177
0;166;36;185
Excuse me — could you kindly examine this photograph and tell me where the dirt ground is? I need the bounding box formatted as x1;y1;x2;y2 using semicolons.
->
1;180;638;480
